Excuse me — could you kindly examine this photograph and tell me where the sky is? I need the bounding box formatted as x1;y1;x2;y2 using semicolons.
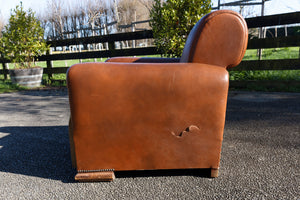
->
0;0;74;20
0;0;300;21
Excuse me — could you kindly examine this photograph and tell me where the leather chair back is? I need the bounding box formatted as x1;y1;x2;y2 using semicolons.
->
180;10;248;69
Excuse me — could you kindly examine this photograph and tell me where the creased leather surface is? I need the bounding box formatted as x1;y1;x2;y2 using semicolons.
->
68;63;229;171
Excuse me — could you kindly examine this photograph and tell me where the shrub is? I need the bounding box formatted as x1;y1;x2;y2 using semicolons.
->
150;0;211;57
0;2;48;69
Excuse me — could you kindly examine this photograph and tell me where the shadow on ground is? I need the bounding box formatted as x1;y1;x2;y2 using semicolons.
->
0;125;213;182
0;126;76;183
115;168;212;179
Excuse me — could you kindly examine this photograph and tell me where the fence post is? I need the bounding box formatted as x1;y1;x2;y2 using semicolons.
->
108;41;115;58
46;48;53;82
258;0;266;60
104;24;109;50
77;30;83;63
132;23;136;48
1;62;8;80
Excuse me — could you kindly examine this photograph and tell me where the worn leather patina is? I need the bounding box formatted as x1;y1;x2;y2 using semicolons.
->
67;10;248;181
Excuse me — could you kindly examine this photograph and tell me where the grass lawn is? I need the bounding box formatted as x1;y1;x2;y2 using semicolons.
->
243;47;299;60
230;47;300;80
0;79;26;93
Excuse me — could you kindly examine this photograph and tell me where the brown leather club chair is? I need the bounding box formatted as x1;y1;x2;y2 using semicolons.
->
67;10;248;181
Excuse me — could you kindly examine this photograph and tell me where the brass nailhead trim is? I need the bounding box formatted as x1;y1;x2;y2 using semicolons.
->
78;169;115;173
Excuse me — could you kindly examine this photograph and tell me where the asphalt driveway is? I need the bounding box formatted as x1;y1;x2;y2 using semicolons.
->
0;89;299;199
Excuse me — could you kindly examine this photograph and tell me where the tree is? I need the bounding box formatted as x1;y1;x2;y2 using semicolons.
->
41;0;114;40
0;3;48;68
150;0;211;57
117;0;152;31
0;12;4;37
46;0;66;39
137;0;155;12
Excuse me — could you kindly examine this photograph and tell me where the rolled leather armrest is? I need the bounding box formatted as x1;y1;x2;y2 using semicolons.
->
106;57;180;63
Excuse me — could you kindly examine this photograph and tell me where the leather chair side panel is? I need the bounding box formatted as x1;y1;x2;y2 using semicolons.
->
67;62;229;171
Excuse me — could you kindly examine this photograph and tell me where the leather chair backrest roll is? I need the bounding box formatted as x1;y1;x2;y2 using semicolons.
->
180;10;248;69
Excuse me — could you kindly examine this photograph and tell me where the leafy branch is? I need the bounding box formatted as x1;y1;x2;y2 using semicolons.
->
150;0;211;57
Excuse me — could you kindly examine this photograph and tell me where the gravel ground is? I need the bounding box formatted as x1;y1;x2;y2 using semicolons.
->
0;89;299;200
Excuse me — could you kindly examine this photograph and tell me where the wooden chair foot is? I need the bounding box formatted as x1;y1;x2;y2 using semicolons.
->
210;168;219;178
75;171;115;182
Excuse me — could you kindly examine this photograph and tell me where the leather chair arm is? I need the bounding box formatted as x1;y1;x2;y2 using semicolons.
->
67;61;229;173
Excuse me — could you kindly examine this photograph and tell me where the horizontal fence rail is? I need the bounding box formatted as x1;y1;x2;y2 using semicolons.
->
235;59;300;71
40;47;158;61
247;35;300;49
1;11;300;89
47;30;154;47
245;12;300;28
